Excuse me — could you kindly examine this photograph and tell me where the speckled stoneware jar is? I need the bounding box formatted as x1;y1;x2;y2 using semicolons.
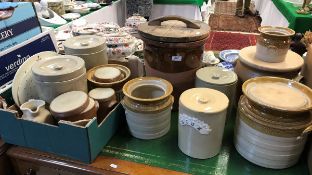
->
122;77;174;139
195;67;237;120
234;77;312;169
179;88;229;159
64;35;108;70
31;55;88;104
255;26;295;63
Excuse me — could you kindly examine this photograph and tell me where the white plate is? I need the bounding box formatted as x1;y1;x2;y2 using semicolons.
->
219;50;239;63
12;51;59;106
84;2;101;9
62;13;81;20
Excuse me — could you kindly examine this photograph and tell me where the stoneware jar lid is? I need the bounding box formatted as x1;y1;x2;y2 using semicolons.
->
243;76;312;112
180;88;229;114
64;35;106;54
32;55;85;82
50;91;89;118
94;67;122;83
239;46;303;72
196;67;237;85
138;15;210;43
89;88;115;102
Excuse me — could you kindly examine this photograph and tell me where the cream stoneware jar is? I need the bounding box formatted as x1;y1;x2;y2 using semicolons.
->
122;77;174;140
178;88;229;159
31;55;88;104
64;35;108;70
195;67;237;120
234;77;312;169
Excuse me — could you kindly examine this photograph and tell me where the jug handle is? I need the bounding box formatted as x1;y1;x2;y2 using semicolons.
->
302;125;312;136
148;16;200;29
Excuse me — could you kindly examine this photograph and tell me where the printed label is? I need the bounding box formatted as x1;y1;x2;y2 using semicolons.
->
172;55;182;62
179;113;212;135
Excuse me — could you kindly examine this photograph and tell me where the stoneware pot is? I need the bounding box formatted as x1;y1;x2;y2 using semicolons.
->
50;91;98;122
234;76;312;169
87;64;131;92
122;77;174;139
31;55;88;104
20;99;54;124
178;88;229;159
303;44;312;88
195;67;237;121
88;88;117;123
138;16;210;109
255;26;295;63
64;35;108;70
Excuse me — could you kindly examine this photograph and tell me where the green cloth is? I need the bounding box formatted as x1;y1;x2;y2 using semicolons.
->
153;0;204;6
101;112;309;175
273;0;312;33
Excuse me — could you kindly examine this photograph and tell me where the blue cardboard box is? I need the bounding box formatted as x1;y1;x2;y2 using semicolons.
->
0;97;124;163
0;2;41;52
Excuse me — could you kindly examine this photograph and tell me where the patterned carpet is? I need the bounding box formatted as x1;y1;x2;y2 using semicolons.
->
209;14;261;33
214;1;236;15
205;31;258;51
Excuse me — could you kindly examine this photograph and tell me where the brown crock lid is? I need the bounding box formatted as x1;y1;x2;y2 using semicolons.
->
138;16;210;43
239;46;303;72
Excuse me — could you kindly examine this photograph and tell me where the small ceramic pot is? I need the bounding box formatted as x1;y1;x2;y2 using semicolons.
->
64;35;108;70
89;88;117;123
255;26;295;63
50;91;98;122
195;67;237;121
125;14;147;30
31;55;88;104
178;88;229;159
87;64;131;92
122;77;174;139
20;99;54;124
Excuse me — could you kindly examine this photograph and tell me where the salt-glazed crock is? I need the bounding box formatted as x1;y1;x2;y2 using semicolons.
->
178;88;229;159
122;77;174;139
234;76;312;169
31;55;88;104
138;15;210;109
255;26;295;63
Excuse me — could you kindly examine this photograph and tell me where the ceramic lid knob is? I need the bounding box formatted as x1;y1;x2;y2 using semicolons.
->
50;91;89;118
196;67;237;85
31;55;86;82
180;88;229;114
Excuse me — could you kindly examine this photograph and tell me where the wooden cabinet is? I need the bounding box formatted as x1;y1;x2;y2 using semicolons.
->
7;146;187;175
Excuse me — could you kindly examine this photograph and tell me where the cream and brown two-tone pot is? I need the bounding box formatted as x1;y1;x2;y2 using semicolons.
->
255;26;295;63
234;77;312;169
31;55;88;104
138;16;210;109
122;77;174;139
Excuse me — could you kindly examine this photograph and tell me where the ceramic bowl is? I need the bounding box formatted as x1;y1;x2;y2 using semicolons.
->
216;62;234;71
219;49;239;64
87;64;131;90
71;5;90;14
61;13;81;20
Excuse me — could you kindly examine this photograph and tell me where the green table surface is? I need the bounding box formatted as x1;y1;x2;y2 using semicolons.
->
153;0;204;6
273;0;312;33
101;112;309;175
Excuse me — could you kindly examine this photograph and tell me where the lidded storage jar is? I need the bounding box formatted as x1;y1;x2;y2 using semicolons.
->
122;77;174;140
64;35;108;70
255;26;295;63
31;55;88;104
235;77;312;169
138;16;210;109
195;67;237;120
179;88;229;159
